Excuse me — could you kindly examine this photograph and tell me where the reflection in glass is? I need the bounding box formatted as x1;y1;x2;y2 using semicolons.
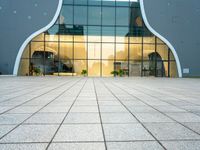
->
19;0;178;77
88;60;100;76
88;43;101;59
102;61;114;77
102;43;114;59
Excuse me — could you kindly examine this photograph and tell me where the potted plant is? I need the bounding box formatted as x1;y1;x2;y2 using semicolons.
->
111;70;119;77
33;67;41;76
81;69;87;77
118;69;125;77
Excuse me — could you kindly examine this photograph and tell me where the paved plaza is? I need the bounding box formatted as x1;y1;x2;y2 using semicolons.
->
0;77;200;150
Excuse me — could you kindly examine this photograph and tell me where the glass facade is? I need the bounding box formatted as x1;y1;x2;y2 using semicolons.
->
19;0;178;77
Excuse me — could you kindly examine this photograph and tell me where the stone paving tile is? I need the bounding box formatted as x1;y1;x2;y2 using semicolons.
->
0;77;200;150
144;123;200;140
103;124;154;141
24;113;65;124
101;113;138;123
48;143;105;150
166;112;200;122
0;125;16;137
106;141;164;150
134;112;175;123
63;112;100;124
0;125;59;143
161;141;200;150
53;124;104;142
0;143;48;150
0;114;31;125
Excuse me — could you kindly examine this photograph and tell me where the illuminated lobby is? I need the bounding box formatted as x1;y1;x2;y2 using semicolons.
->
19;0;178;77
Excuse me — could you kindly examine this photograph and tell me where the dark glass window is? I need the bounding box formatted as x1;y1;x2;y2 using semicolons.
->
74;0;88;5
102;7;115;26
116;7;129;26
102;0;115;6
63;0;73;4
60;6;73;24
88;0;101;5
74;6;87;25
88;6;101;25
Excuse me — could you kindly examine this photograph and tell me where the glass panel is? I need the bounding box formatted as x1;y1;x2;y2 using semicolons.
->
18;59;30;76
143;36;155;44
102;27;115;43
60;6;73;24
114;61;128;76
116;1;129;6
45;25;59;41
60;42;73;59
59;59;73;74
116;27;129;43
32;33;44;41
116;7;129;26
63;0;73;4
116;44;128;60
88;60;100;76
170;61;178;77
170;51;175;60
102;43;114;59
163;61;169;77
59;25;73;42
88;26;101;42
45;42;59;60
129;60;141;76
88;0;101;5
129;44;142;60
142;61;152;76
74;60;87;76
88;6;101;25
74;6;87;25
74;42;87;59
102;60;114;77
143;44;155;60
102;0;115;6
157;44;169;61
74;26;87;42
22;44;30;59
31;42;44;56
102;7;115;26
74;0;87;5
30;58;45;75
88;43;101;59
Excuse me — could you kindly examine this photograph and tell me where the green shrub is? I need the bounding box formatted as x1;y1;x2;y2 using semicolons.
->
81;69;87;76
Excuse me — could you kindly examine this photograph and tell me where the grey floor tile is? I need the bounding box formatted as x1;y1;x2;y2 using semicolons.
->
101;113;138;123
48;143;105;150
127;106;158;113
70;106;99;113
0;125;59;143
0;114;31;125
24;113;65;124
99;106;128;113
134;112;174;123
144;123;200;140
53;124;104;142
39;106;70;113
161;141;200;150
0;143;48;150
107;141;164;150
64;112;100;124
7;106;42;114
103;124;154;141
0;125;16;138
183;123;200;134
166;113;200;122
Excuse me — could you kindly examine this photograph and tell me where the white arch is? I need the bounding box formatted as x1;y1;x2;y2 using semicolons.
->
140;0;182;77
13;0;63;75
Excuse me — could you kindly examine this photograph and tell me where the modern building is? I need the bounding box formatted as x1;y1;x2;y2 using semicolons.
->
0;0;200;77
